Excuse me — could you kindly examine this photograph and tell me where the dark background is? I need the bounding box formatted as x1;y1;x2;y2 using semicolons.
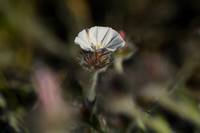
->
0;0;200;132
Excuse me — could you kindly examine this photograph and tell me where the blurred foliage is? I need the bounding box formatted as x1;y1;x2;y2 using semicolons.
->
0;0;200;133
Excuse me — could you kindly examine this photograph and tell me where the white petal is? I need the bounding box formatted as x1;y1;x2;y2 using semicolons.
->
101;28;119;48
74;26;125;51
106;41;125;51
88;26;98;46
106;48;116;51
74;37;92;51
106;34;125;48
77;29;91;46
96;26;111;46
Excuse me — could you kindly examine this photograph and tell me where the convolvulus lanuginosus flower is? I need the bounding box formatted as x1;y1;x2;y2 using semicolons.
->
75;26;125;102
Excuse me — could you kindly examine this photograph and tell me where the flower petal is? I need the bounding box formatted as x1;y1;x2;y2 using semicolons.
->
96;26;111;46
101;28;119;48
75;29;95;51
74;26;125;52
106;34;125;50
106;41;125;51
77;29;91;46
87;26;98;46
74;37;92;51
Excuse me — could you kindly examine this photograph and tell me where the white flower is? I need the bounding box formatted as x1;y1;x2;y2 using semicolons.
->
74;26;125;52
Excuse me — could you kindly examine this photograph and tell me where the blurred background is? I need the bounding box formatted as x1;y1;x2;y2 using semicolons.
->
0;0;200;133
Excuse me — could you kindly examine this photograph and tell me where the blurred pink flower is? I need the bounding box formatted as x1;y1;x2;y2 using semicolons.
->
33;67;65;114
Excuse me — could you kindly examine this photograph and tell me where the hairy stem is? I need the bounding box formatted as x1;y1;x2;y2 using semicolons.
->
87;71;98;102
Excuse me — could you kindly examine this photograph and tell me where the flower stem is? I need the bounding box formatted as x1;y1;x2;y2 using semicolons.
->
87;71;98;102
114;57;123;74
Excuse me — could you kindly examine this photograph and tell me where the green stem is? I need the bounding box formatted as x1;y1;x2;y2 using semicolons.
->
114;57;123;74
87;71;98;102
